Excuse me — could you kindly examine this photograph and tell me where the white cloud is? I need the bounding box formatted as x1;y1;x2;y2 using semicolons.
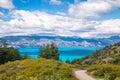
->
0;0;120;38
95;19;120;35
50;0;62;5
56;12;66;16
0;0;15;10
69;0;120;19
9;10;85;36
0;12;5;17
0;10;120;38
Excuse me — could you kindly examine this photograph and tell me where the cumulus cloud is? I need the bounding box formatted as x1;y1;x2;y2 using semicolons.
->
0;0;15;10
80;19;120;38
68;0;120;19
50;0;62;5
0;0;120;38
7;10;85;37
0;10;120;38
0;12;5;18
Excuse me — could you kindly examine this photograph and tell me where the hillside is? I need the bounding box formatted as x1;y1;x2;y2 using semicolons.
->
72;42;120;65
87;64;120;80
0;58;77;80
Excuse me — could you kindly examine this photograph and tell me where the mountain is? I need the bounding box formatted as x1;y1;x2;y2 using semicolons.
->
72;41;120;65
0;36;120;48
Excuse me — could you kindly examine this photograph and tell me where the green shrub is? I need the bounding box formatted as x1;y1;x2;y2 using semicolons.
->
38;43;59;61
87;64;120;80
0;58;77;80
0;47;21;65
105;73;117;80
0;41;22;65
115;77;120;80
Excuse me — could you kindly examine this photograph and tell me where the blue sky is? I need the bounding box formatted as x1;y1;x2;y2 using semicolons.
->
0;0;120;38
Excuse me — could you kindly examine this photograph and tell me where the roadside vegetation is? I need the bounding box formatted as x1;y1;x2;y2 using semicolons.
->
87;64;120;80
71;41;120;80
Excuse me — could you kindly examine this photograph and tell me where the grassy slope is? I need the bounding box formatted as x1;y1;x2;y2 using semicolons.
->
72;42;120;65
0;58;77;80
87;64;120;80
72;42;120;80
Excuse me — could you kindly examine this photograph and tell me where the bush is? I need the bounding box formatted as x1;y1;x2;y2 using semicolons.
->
0;47;21;65
38;43;59;60
0;41;22;65
87;64;120;80
115;77;120;80
105;72;117;80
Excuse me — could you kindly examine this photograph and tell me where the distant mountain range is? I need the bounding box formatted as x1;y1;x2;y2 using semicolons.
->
0;36;120;48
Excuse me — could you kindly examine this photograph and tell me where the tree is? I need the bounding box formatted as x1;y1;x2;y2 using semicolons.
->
6;47;21;61
65;58;71;64
38;43;60;60
0;41;21;65
0;48;7;64
22;53;30;59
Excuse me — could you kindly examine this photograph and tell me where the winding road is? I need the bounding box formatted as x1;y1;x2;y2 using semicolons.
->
74;70;96;80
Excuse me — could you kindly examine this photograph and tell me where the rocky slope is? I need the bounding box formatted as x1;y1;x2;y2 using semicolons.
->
0;36;120;48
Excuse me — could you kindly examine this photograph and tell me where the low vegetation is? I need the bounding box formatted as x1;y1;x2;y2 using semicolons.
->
72;42;120;65
87;64;120;80
0;41;77;80
39;43;59;60
71;42;120;80
0;41;30;65
1;40;120;80
0;41;21;65
0;58;77;80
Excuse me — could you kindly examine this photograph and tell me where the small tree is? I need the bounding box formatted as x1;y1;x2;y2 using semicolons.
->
65;58;71;64
0;41;21;64
6;47;21;62
22;53;30;59
0;48;7;64
38;43;59;60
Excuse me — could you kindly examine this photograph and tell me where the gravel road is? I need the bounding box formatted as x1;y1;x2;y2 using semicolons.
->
74;70;96;80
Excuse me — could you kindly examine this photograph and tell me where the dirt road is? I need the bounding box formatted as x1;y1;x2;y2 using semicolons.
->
74;70;96;80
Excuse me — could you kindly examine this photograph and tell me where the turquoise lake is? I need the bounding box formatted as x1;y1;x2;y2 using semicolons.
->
18;47;102;62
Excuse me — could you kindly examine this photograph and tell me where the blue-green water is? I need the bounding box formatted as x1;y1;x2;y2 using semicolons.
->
18;47;102;62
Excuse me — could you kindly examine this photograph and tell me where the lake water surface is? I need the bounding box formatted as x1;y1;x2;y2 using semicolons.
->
18;47;102;62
